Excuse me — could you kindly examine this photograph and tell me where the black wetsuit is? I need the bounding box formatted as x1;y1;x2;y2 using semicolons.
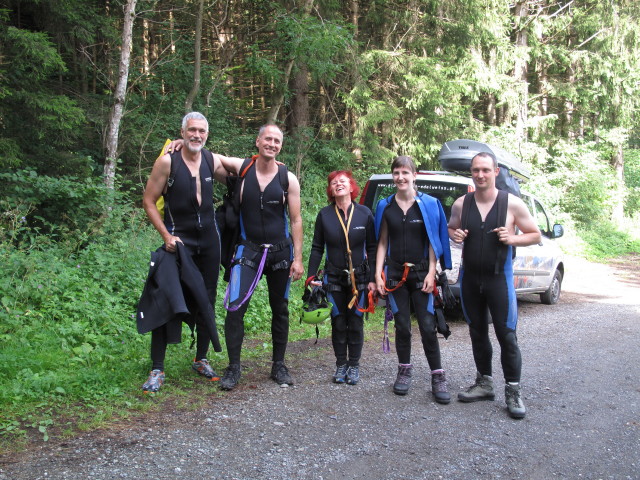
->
382;199;441;369
307;203;376;367
460;195;521;383
225;164;292;364
151;150;221;370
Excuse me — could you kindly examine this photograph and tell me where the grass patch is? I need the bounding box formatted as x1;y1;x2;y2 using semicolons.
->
577;220;640;261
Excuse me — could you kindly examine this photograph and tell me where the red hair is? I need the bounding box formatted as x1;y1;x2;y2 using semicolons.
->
326;170;360;203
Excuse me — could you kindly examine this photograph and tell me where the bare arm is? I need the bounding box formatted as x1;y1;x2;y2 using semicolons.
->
211;155;230;184
214;153;245;177
494;195;542;247
162;139;243;180
375;219;388;296
421;244;437;293
287;172;304;282
448;196;468;243
142;154;181;251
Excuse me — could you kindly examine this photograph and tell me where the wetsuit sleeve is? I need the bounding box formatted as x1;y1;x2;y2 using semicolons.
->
307;211;325;278
365;209;377;283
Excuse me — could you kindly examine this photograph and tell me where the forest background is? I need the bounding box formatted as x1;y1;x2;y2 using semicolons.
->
1;0;639;447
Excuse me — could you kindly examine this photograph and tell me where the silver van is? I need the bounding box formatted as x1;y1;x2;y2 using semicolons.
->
360;141;565;305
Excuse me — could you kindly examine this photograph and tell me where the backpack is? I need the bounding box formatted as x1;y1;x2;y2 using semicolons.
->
460;189;514;273
217;156;289;281
156;145;215;217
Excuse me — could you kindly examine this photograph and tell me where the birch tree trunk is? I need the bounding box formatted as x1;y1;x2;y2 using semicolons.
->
103;0;137;189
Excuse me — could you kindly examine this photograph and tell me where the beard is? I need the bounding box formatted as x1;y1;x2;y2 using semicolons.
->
186;138;204;154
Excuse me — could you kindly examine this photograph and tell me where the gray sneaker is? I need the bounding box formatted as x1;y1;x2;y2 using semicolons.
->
393;364;413;395
431;370;451;404
458;372;495;402
219;364;241;391
142;369;165;393
505;383;526;419
270;361;294;385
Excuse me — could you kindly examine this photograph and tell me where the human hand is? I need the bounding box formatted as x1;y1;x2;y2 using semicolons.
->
493;227;512;245
164;235;182;253
290;259;304;281
452;228;468;244
165;139;184;153
421;272;435;293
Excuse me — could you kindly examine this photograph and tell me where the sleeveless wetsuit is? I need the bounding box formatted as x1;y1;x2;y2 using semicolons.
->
151;150;221;369
307;203;376;367
382;199;442;369
225;164;293;364
460;195;521;383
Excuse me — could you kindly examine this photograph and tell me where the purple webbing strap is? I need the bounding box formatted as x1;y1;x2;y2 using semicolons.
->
383;301;393;353
224;245;270;312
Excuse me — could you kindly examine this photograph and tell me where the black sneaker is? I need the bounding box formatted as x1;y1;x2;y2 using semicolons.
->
270;361;294;385
219;364;241;390
346;366;360;385
333;364;347;383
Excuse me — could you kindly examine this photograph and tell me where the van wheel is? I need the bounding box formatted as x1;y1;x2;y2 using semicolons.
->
540;269;562;305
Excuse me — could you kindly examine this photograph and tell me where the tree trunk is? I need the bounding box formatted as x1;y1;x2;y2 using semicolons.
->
514;0;529;142
291;64;310;178
185;0;204;112
103;0;137;189
266;60;295;124
288;0;315;177
611;145;624;223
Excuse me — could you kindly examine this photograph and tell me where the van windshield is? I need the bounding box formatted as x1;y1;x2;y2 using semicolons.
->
366;179;470;220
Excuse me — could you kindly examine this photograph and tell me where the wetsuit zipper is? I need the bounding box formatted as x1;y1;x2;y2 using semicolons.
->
259;191;266;243
479;221;485;293
402;214;407;264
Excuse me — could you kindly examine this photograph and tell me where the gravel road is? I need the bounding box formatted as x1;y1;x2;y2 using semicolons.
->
1;255;639;480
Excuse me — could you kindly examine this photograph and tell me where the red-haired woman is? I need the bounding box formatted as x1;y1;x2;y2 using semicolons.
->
307;171;377;385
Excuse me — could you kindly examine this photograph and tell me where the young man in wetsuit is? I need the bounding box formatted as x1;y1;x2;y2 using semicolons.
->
448;152;541;418
213;124;304;390
141;112;229;393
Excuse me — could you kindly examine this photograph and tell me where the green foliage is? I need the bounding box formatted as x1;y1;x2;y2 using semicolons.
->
0;196;155;444
0;169;115;244
624;148;640;217
577;221;640;260
0;26;86;166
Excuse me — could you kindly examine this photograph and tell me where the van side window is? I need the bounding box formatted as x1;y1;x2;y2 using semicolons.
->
534;199;550;234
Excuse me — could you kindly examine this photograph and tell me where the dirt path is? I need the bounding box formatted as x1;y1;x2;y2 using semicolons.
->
1;255;639;480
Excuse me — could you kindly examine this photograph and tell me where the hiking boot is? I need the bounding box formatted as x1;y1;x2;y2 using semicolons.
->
505;383;526;419
431;370;451;404
270;361;294;385
142;369;165;393
346;366;360;385
333;364;348;384
458;372;495;402
393;364;413;395
219;364;241;391
192;358;220;381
